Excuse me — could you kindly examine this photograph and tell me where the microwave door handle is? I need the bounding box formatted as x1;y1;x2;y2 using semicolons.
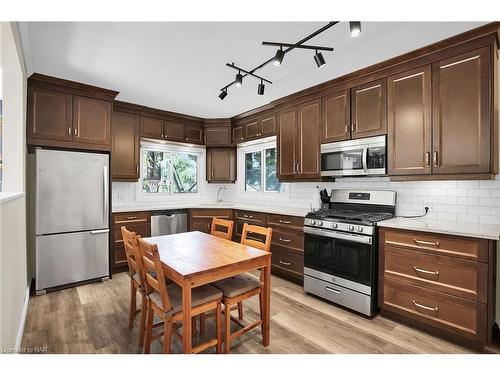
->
362;148;368;173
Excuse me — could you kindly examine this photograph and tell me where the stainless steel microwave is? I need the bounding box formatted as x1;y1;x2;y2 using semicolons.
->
320;135;386;177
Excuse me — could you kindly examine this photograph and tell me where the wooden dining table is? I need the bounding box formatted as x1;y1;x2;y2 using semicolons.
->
143;230;272;354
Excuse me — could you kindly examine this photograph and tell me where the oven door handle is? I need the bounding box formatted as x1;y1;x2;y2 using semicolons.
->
362;147;368;173
303;226;372;244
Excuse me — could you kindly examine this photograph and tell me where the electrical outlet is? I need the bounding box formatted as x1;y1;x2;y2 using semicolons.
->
423;200;434;211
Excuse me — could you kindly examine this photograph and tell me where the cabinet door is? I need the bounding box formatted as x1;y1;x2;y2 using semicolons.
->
351;79;387;139
232;125;244;143
73;96;111;146
432;47;491;174
205;127;231;146
185;125;204;144
261;115;277;136
190;219;212;234
244;120;261;139
206;148;236;182
164;121;184;142
27;87;73;141
297;100;321;178
112;111;140;181
277;108;297;180
322;89;350;142
388;66;432;176
140;116;164;139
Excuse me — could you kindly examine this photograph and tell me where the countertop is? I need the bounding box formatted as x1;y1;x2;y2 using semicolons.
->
112;202;311;218
378;217;500;241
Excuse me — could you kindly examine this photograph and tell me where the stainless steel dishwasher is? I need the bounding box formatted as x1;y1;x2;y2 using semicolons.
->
150;209;188;237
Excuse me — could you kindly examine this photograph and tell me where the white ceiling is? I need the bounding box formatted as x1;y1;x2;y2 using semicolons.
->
19;22;487;118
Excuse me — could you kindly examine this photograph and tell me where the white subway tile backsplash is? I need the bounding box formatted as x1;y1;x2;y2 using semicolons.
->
468;189;490;197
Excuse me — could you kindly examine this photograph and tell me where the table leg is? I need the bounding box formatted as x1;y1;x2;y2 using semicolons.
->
262;257;271;346
182;279;192;354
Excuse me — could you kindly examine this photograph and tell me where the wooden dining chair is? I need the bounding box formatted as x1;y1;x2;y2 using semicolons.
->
121;226;148;352
210;217;234;240
137;238;223;354
212;223;272;353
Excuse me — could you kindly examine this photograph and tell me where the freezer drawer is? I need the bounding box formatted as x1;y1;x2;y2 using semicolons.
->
36;229;109;291
150;210;188;237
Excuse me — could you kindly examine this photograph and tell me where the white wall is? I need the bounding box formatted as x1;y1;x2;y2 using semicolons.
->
0;22;28;351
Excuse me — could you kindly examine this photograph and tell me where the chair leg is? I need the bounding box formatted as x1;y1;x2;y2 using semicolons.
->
237;301;244;320
128;278;137;329
138;293;147;351
163;322;173;354
224;300;231;354
199;312;206;336
258;290;264;334
144;301;154;354
215;304;222;354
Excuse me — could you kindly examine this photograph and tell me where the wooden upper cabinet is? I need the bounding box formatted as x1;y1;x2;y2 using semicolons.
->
232;125;244;143
322;89;350;142
297;100;321;178
432;47;491;175
261;115;277;136
112;111;140;181
185;125;204;144
278;108;297;179
351;79;387;139
205;127;231;146
140;116;164;139
72;96;111;146
206;148;236;183
27;87;73;142
164;121;184;141
388;66;432;176
244;120;261;139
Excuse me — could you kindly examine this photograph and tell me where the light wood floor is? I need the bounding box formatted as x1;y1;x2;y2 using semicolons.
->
22;272;472;354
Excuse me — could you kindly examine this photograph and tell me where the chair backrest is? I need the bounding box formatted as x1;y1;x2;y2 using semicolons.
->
137;238;172;312
240;223;272;252
211;217;234;241
121;226;144;285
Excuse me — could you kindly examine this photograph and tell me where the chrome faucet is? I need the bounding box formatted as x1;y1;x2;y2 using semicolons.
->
217;186;227;205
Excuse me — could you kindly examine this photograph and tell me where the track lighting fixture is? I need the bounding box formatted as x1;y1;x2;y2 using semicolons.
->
235;71;243;87
218;89;227;100
349;21;362;37
257;80;265;95
273;47;284;66
314;50;326;68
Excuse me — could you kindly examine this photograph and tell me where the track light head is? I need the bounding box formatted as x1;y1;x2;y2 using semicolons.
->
349;21;362;37
218;89;228;100
257;80;265;95
235;71;243;87
273;47;284;66
314;50;326;68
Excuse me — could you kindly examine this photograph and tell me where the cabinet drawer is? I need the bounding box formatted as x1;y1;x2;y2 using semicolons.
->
383;228;488;262
235;210;267;223
190;209;232;219
380;277;486;341
114;222;149;244
271;228;304;251
114;212;149;224
383;246;487;302
271;246;304;276
268;214;304;229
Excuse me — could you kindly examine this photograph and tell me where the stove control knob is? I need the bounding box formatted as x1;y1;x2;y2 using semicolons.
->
348;225;355;232
310;220;316;225
357;226;363;233
332;222;338;229
317;221;323;227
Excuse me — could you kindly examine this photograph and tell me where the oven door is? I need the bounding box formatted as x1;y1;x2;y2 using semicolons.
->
303;226;374;289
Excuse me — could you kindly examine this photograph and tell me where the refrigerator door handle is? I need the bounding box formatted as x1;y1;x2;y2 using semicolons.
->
90;229;110;234
103;166;109;222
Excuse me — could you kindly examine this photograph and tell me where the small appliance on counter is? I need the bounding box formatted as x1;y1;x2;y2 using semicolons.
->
303;189;396;316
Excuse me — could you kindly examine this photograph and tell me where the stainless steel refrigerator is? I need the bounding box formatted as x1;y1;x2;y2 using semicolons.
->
35;149;110;294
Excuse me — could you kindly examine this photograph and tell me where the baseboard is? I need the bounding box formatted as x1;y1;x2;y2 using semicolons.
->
14;284;30;351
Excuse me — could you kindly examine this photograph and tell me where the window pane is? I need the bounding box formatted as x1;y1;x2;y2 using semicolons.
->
171;153;198;194
142;150;171;193
265;148;281;192
245;151;261;192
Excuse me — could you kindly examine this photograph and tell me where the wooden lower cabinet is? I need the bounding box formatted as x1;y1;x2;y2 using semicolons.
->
112;211;150;272
379;227;495;351
189;208;232;234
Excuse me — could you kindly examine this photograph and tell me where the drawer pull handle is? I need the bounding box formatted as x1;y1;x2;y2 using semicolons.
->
279;220;291;224
325;286;341;295
279;259;291;266
243;214;254;219
412;300;438;313
414;239;440;247
127;216;137;220
413;266;439;277
279;237;291;243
